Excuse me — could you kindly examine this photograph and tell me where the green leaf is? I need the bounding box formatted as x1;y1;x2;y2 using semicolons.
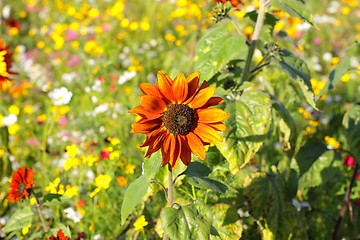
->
0;127;10;152
180;162;228;193
211;204;243;239
217;90;271;173
273;49;317;109
195;27;248;81
244;10;280;41
343;103;360;159
244;172;294;239
43;194;71;206
272;0;316;26
161;199;213;240
4;206;33;233
298;150;341;189
319;56;351;98
272;97;298;154
143;150;162;185
121;175;149;224
277;30;298;47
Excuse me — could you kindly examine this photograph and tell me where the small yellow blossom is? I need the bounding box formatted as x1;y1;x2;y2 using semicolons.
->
79;208;86;216
0;149;4;157
140;21;150;31
125;164;135;174
165;33;176;42
8;105;20;115
298;107;311;119
134;215;148;231
129;22;139;31
8;123;20;135
108;137;120;146
120;19;130;28
64;186;79;197
86;155;99;166
90;174;112;198
325;136;340;149
45;178;61;193
340;73;350;82
66;144;78;157
341;6;350;15
30;197;37;205
109;151;120;160
22;224;32;235
64;157;81;171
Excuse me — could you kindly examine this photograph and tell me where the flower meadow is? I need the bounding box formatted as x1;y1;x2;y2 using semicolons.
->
1;0;360;239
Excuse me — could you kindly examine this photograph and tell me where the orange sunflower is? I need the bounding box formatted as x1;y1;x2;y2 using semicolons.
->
6;166;34;203
0;38;17;90
129;71;228;169
46;230;69;240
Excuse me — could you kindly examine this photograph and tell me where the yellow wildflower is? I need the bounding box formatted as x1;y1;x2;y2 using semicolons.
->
64;186;79;197
64;157;81;171
340;73;350;82
125;164;135;174
8;123;20;135
90;174;112;198
324;136;340;149
45;178;61;193
22;224;32;235
8;105;20;115
66;144;78;157
134;215;148;231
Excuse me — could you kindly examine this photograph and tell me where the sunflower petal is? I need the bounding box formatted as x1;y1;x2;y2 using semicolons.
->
207;122;227;131
172;72;188;104
131;119;162;133
185;132;206;160
157;71;175;103
169;136;181;170
140;127;166;147
193;123;223;144
140;82;163;98
128;106;162;120
201;97;224;108
179;136;191;165
188;86;216;109
139;95;167;113
186;72;200;100
161;133;172;167
197;108;229;123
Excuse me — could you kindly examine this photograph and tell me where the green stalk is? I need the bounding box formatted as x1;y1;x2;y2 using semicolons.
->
35;196;49;232
240;0;267;84
163;164;174;240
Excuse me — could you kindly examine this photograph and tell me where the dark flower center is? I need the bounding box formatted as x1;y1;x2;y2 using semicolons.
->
162;104;195;136
18;182;26;195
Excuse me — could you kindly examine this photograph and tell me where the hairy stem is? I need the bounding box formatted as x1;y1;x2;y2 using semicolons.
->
163;164;174;240
331;162;359;240
240;0;267;84
35;197;48;232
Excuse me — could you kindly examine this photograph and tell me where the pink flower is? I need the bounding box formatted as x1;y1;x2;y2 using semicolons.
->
66;30;78;41
101;151;111;159
58;116;68;127
313;37;322;45
66;55;80;67
343;155;355;167
27;138;40;146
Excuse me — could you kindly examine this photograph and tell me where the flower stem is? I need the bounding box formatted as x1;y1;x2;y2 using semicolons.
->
163;164;174;240
35;197;49;232
240;0;267;84
331;162;359;240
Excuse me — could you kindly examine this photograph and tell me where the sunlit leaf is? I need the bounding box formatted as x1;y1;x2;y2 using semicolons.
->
180;161;228;193
4;207;33;233
343;103;360;160
195;27;248;81
272;0;316;26
272;49;317;110
143;150;162;185
217;90;271;173
244;172;294;239
161;199;213;240
210;204;243;239
43;194;71;206
121;175;149;224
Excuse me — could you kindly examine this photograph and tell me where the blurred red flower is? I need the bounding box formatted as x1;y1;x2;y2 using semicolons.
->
343;155;355;167
46;230;69;240
6;166;34;203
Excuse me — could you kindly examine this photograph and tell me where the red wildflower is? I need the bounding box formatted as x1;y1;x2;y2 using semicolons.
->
101;151;111;159
6;166;34;203
343;155;355;167
46;230;69;240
